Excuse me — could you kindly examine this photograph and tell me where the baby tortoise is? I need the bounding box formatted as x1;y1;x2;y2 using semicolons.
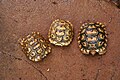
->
19;32;51;62
48;19;74;46
78;22;107;55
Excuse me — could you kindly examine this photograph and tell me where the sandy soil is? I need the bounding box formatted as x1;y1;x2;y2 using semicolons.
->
0;0;120;80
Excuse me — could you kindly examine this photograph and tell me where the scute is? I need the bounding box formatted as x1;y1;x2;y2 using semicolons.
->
19;32;51;62
48;19;73;46
78;22;107;55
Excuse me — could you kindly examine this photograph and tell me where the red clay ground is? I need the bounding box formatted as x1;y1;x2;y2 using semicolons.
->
0;0;120;80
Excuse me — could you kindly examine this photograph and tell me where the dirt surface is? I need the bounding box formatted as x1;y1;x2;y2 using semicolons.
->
0;0;120;80
106;0;120;8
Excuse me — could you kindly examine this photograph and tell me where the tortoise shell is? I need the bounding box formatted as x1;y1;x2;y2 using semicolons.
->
48;19;73;46
19;32;51;62
78;22;107;55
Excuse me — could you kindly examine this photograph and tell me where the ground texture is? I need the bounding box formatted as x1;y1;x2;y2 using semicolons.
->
0;0;120;80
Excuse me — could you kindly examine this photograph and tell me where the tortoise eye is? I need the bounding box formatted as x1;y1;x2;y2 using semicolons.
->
19;32;51;62
48;19;74;46
78;22;107;55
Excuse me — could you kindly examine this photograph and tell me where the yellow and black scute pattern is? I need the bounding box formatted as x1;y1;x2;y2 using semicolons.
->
78;22;107;55
48;19;74;46
19;32;51;62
